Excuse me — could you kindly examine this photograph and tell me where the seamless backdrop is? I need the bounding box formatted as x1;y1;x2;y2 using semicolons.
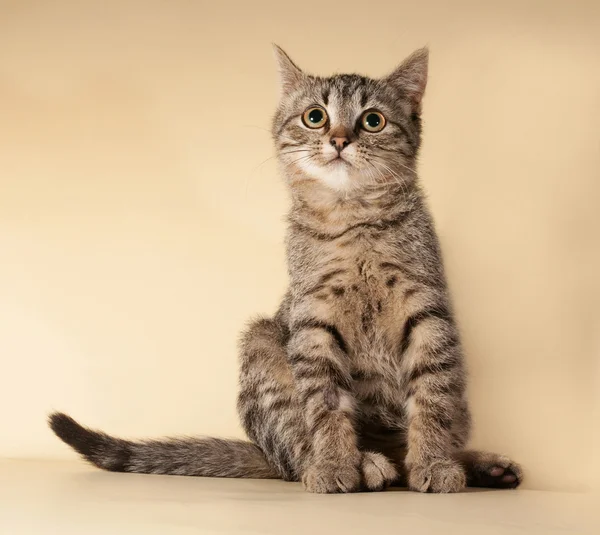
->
1;0;599;492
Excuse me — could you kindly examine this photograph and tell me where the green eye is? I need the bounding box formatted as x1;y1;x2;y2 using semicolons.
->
361;110;386;132
302;107;328;129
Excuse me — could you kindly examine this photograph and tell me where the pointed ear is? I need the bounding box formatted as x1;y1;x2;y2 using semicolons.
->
386;47;429;110
272;44;304;94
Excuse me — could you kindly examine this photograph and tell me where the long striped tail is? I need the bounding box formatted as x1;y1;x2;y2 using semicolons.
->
48;412;278;479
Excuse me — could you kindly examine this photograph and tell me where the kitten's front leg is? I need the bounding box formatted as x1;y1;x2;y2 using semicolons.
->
402;305;468;493
287;315;362;493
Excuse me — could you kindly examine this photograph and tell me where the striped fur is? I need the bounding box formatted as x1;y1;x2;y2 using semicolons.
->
49;46;522;493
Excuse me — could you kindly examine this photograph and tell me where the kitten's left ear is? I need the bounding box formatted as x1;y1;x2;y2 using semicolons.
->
272;44;305;94
386;47;429;110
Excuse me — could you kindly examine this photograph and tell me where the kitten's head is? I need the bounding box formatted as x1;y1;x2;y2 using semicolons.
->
271;46;428;193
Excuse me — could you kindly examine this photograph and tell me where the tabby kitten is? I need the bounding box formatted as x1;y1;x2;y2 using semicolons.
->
49;46;522;493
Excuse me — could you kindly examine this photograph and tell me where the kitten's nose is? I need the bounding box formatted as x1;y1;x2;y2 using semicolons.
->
330;136;350;153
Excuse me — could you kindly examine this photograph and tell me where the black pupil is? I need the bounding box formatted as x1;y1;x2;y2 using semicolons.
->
365;113;381;128
308;109;324;124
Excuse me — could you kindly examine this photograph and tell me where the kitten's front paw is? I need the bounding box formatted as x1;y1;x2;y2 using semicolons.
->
360;452;397;491
302;460;361;494
408;459;466;493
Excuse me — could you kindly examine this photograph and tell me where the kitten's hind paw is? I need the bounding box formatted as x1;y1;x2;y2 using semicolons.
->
458;450;523;489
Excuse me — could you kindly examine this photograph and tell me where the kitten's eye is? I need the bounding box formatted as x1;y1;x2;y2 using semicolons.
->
302;107;328;129
361;110;386;132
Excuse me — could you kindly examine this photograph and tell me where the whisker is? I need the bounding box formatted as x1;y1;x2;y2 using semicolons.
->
370;157;411;198
375;152;416;176
366;160;385;186
251;149;310;174
242;124;299;145
380;160;416;200
362;161;380;187
245;149;310;199
285;154;313;169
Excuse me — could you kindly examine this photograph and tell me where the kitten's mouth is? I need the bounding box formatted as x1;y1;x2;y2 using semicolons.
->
326;155;351;167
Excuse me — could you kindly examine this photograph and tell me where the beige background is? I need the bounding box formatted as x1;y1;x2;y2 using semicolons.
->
1;0;598;493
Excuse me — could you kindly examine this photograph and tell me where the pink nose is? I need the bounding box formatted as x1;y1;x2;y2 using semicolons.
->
330;137;350;153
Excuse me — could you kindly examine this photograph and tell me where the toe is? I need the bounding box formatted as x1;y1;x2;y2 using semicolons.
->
361;452;397;491
490;466;504;477
410;459;466;493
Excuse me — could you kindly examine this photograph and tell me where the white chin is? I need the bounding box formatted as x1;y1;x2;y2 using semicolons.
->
298;159;353;191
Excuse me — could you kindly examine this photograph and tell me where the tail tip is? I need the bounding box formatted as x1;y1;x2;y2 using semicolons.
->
47;411;130;472
48;411;83;444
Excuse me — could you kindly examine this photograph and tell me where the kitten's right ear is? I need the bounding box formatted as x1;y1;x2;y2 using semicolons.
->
272;44;304;94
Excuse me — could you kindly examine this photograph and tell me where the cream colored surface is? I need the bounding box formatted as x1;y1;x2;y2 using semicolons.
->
1;460;599;535
1;0;599;495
